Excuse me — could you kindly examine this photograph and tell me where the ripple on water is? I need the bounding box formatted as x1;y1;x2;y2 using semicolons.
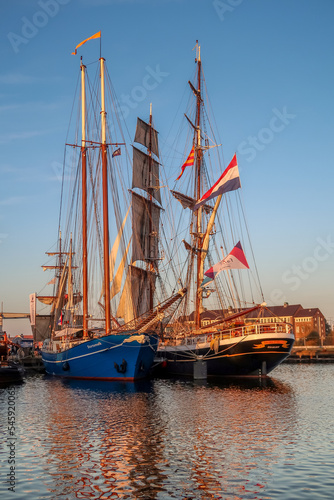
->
0;366;334;499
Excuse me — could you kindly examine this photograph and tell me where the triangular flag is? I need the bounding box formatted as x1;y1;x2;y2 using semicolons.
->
201;241;249;287
176;145;195;181
112;147;121;158
72;31;101;55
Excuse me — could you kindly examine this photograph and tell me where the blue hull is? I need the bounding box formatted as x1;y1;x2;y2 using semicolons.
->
42;333;159;381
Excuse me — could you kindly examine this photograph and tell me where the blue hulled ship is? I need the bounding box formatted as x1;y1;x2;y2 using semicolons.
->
41;331;159;381
32;33;186;381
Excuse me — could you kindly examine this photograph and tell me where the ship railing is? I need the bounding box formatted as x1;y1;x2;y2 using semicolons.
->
181;322;293;346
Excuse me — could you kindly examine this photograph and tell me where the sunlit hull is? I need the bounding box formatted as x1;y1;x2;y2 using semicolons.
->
155;330;295;378
42;333;159;381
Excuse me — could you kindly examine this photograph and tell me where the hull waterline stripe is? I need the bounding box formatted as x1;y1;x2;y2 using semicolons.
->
47;375;138;381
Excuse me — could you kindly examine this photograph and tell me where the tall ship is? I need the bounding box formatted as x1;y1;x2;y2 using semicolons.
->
33;33;185;381
155;42;295;378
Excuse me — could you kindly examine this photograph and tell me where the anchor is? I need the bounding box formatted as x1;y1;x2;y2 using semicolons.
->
114;359;127;373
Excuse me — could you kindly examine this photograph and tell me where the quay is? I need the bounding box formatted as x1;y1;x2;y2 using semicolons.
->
286;346;334;363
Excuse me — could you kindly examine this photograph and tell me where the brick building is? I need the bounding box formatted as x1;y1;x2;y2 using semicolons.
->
293;308;326;342
175;303;326;343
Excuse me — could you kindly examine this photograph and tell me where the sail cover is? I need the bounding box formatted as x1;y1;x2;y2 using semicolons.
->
132;192;161;264
132;146;161;204
134;117;159;157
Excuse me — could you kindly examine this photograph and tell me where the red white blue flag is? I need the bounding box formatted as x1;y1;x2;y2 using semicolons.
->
193;153;240;211
112;147;121;158
201;241;249;287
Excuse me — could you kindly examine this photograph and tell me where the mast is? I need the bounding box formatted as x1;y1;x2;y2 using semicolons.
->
81;58;88;338
100;56;111;334
195;43;203;329
148;102;154;310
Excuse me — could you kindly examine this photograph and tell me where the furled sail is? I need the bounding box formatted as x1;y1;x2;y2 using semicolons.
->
52;257;69;329
66;239;74;314
116;270;134;323
171;190;212;214
134;117;159;158
100;205;131;302
132;146;161;204
131;192;161;264
109;204;130;279
110;239;131;299
116;265;156;323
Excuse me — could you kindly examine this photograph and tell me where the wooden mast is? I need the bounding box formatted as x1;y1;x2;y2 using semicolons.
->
100;56;111;334
81;58;88;338
148;102;154;310
195;43;203;329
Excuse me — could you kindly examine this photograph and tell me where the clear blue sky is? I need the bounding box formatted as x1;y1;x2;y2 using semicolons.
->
1;0;334;335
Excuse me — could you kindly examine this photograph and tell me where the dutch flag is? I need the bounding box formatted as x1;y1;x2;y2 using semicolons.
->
193;153;241;211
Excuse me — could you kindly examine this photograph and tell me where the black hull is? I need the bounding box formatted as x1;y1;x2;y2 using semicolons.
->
155;333;295;378
0;362;25;384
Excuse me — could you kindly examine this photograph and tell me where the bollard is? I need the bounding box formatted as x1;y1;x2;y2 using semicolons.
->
260;361;267;377
194;359;207;380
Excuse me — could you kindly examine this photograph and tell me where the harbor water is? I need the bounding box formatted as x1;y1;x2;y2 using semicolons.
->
1;364;334;499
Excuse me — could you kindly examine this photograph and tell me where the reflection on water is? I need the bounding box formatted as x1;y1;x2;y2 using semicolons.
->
1;365;334;499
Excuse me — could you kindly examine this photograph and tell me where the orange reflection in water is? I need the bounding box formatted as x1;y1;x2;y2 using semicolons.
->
39;376;295;499
43;379;167;498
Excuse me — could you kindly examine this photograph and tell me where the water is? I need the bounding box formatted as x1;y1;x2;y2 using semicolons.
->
1;364;334;500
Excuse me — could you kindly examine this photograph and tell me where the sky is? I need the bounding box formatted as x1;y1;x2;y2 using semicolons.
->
1;0;334;335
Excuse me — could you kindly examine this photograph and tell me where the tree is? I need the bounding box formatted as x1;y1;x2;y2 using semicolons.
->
324;322;334;345
306;330;320;346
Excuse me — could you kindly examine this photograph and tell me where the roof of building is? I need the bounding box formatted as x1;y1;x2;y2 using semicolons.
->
177;304;325;322
245;304;303;319
179;310;227;322
294;308;322;318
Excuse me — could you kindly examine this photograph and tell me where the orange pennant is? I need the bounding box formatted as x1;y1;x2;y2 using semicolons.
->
72;31;101;55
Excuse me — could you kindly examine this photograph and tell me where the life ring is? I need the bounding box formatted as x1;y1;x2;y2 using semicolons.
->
207;334;212;342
